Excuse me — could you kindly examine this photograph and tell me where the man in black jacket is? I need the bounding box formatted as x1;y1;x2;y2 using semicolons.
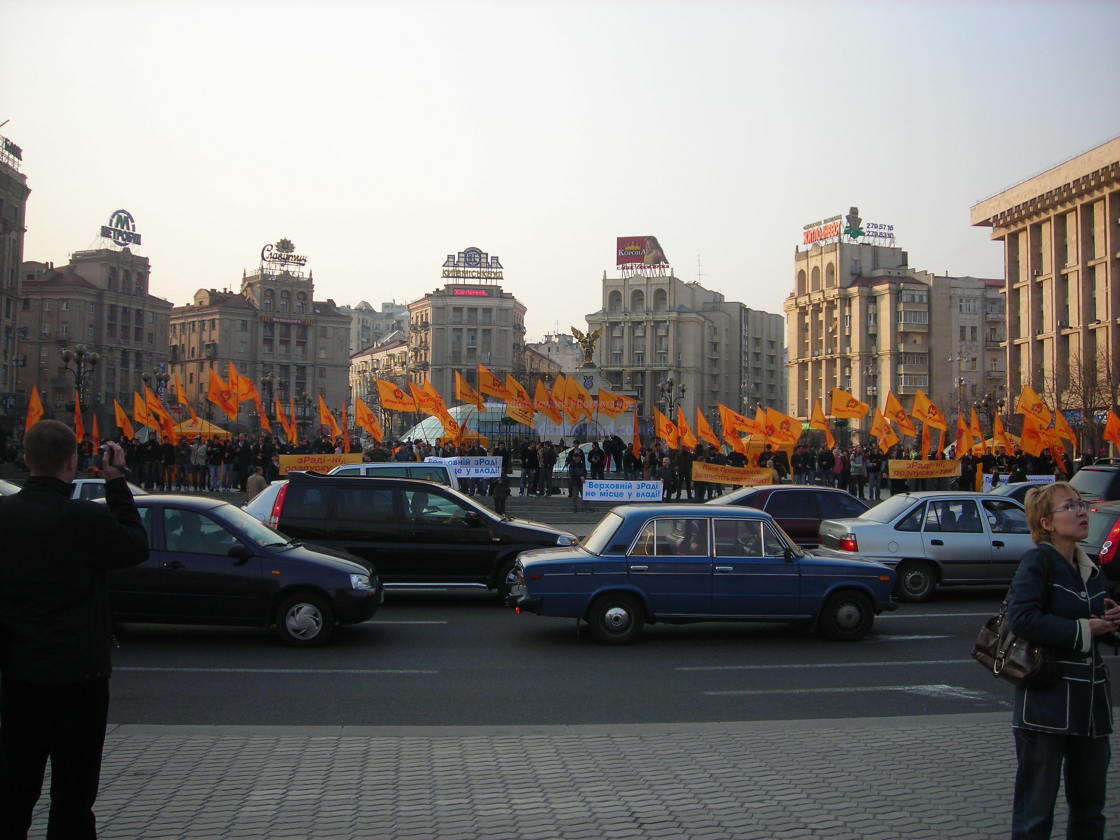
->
0;420;149;838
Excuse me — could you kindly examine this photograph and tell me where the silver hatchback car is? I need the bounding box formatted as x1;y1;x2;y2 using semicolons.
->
817;491;1033;602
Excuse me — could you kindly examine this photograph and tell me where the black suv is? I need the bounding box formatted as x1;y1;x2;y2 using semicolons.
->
1070;459;1120;502
244;472;579;597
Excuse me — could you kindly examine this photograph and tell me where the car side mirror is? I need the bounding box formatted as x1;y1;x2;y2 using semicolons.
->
228;544;253;565
784;548;796;562
463;510;483;527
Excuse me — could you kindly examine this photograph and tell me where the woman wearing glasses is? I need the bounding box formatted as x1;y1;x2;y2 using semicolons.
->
1008;482;1120;839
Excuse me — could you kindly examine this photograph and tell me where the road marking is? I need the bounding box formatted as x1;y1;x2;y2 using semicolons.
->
365;620;449;625
677;659;968;671
116;667;437;675
867;634;951;642
879;612;991;619
705;684;992;700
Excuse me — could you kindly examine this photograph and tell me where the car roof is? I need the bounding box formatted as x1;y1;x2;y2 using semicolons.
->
131;494;227;510
885;491;999;500
610;503;771;519
287;471;447;489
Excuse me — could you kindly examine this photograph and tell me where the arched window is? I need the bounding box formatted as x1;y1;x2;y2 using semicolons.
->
653;288;668;312
279;290;290;313
123;270;132;294
608;290;622;313
630;289;645;311
825;263;836;288
295;292;307;314
797;269;807;296
263;289;274;312
108;268;117;292
811;267;821;292
136;274;145;295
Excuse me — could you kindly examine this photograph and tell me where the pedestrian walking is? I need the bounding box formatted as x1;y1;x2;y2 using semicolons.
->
489;474;511;515
567;446;587;511
1007;482;1120;840
0;420;149;838
245;466;268;501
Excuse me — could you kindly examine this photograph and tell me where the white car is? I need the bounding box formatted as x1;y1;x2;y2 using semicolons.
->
817;491;1033;602
70;478;148;501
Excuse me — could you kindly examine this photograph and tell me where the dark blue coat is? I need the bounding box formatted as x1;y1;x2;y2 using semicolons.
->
1007;543;1113;737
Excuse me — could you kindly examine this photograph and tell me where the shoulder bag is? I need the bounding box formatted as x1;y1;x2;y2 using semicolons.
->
971;553;1059;688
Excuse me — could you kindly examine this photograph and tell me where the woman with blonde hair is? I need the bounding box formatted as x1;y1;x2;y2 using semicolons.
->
1008;481;1120;839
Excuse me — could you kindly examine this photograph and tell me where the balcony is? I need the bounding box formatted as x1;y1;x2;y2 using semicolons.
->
897;321;928;333
985;310;1003;322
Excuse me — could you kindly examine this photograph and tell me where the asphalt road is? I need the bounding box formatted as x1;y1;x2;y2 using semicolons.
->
108;584;1102;728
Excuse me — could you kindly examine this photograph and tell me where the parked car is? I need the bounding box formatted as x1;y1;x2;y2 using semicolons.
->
0;478;20;496
328;461;460;491
987;481;1038;505
817;491;1033;602
1083;500;1120;596
706;485;868;548
107;495;380;645
243;471;578;597
71;477;148;501
1069;460;1120;502
508;504;896;644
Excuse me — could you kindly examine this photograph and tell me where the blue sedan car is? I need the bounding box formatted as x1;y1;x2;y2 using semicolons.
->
508;504;897;644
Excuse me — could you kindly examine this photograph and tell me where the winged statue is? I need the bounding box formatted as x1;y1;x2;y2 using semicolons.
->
571;326;602;365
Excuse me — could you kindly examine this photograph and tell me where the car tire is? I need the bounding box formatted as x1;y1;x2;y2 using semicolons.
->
494;559;517;602
897;560;937;602
276;592;334;646
818;590;874;641
587;593;645;645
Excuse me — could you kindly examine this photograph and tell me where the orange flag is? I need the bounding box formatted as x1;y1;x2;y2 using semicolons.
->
884;390;916;436
695;408;720;448
1015;385;1052;427
145;386;171;427
993;414;1014;453
477;364;510;401
632;409;641;457
597;387;636;419
911;389;946;431
134;391;155;430
551;376;569;420
955;413;972;459
969;407;984;452
274;395;290;441
1053;410;1077;445
565;376;596;422
676;406;698;449
653;408;680;447
870;407;899;454
173;372;191;409
339;404;350;453
375;379;417;412
254;393;271;433
24;388;44;434
318;395;341;437
919;424;930;459
754;407;768;440
355;395;384;442
207;369;238;420
829;388;869;419
718;403;754;441
503;375;535;427
1102;409;1120;448
90;413;100;446
936;427;946;460
114;399;134;439
73;390;85;444
533;380;562;425
409;381;445;418
1020;414;1046;457
764;407;801;445
455;370;483;411
810;399;836;450
289;397;298;443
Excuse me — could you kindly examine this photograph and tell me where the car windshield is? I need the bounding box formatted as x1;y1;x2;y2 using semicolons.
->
423;484;499;521
858;495;917;523
1085;508;1120;547
211;502;293;546
709;489;751;505
582;512;624;555
1070;470;1115;497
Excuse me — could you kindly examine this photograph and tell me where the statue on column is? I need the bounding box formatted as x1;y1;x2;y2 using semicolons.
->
571;326;602;366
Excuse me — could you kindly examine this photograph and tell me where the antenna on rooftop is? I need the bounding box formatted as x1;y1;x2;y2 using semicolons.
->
696;254;703;284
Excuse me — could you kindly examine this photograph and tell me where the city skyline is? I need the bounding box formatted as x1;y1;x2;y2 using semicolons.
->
3;1;1119;340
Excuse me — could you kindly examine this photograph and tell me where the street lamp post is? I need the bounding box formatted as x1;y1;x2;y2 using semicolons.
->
60;344;100;408
863;363;878;446
658;376;686;426
973;389;1006;440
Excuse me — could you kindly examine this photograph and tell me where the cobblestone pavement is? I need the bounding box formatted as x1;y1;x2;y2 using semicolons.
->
28;714;1120;839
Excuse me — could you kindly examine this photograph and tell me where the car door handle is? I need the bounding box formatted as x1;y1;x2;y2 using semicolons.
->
714;566;733;573
992;540;1005;548
930;539;944;546
629;565;649;572
161;560;184;569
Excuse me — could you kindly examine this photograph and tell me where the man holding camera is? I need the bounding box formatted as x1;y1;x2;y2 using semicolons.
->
0;420;149;838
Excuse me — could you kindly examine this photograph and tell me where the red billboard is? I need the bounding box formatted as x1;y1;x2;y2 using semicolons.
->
616;236;669;268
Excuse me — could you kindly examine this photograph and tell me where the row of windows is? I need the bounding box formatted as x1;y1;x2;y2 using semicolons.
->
261;289;308;314
607;288;671;313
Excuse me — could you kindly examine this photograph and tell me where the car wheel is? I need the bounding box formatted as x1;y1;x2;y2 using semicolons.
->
587;593;644;645
276;592;334;646
494;559;517;602
897;560;937;602
818;590;874;641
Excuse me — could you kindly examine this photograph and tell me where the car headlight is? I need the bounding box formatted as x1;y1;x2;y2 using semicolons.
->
349;574;373;591
556;534;578;546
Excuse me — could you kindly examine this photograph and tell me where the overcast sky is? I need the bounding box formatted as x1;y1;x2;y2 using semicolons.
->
3;0;1118;342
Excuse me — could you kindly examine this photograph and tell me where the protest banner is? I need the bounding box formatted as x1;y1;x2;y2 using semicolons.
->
981;474;1055;493
582;480;663;502
886;459;961;480
691;462;774;486
425;456;502;478
278;453;362;475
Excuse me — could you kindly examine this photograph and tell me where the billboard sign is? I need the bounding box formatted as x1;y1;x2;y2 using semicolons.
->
443;247;503;281
616;236;669;269
261;238;308;267
100;209;142;247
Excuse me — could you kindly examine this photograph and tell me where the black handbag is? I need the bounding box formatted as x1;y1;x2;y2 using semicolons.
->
971;555;1060;689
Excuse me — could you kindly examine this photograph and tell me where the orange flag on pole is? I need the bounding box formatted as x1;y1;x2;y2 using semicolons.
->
870;407;899;454
597;387;636;419
718;403;754;441
114;399;134;439
695;408;720;448
969;408;984;453
1102;409;1120;449
133;391;155;430
1020;414;1046;457
1015;385;1052;427
25;388;44;434
919;424;930;459
207;369;238;420
829;388;870;419
911;389;946;431
565;376;595;422
477;364;510;401
533;380;562;425
632;409;641;457
73;390;85;443
289;397;298;443
810;399;836;450
676;406;698;449
764;407;801;445
884;390;916;436
1053;410;1077;445
355;396;384;442
339;404;350;453
955;413;972;458
455;370;483;411
375;379;417;412
503;375;535;427
653;408;679;447
993;414;1014;453
91;413;100;447
318;395;341;437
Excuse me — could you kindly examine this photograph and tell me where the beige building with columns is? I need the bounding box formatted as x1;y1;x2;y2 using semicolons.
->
971;136;1120;451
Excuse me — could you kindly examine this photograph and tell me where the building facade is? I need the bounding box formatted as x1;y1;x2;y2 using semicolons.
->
338;300;409;356
971;136;1120;449
786;209;1003;436
524;333;584;375
349;338;411;438
585;272;784;424
19;247;172;430
169;242;351;433
0;133;29;430
406;247;527;398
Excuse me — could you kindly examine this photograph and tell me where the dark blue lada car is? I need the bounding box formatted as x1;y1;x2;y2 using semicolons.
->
507;504;897;644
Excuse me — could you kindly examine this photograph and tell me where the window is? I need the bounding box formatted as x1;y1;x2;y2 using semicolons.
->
629;518;708;556
923;500;982;533
899;310;928;324
898;374;929;388
162;509;240;556
901;290;927;304
765;491;812;519
896;503;926;532
982;500;1028;534
335;487;394;523
714;519;764;557
404;489;471;525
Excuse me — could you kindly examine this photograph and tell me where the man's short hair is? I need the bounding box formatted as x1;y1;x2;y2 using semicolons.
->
24;419;77;474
